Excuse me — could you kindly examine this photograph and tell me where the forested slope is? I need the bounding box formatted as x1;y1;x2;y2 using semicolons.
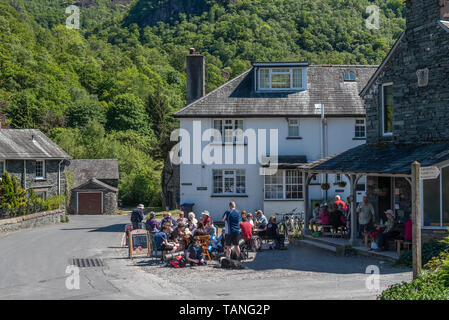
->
0;0;405;206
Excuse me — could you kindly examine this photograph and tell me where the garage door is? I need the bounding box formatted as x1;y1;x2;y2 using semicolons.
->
78;192;102;215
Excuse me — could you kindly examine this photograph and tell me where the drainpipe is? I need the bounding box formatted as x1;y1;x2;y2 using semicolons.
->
23;160;26;190
58;159;64;195
319;104;328;200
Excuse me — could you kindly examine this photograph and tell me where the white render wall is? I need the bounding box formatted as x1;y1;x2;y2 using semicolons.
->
178;117;365;221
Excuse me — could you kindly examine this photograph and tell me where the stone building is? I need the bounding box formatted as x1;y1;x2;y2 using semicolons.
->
65;159;119;215
0;129;71;199
303;0;449;244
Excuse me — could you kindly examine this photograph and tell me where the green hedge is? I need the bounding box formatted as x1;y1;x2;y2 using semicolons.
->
396;241;449;268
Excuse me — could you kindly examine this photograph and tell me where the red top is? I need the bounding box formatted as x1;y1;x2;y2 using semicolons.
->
404;220;412;241
320;210;330;225
240;221;253;239
334;199;347;211
202;216;211;226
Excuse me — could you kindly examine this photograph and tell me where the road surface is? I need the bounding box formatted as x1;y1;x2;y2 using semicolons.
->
0;215;411;299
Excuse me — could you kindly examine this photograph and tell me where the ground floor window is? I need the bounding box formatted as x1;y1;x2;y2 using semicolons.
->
0;160;4;174
423;166;449;227
212;169;246;195
264;170;303;200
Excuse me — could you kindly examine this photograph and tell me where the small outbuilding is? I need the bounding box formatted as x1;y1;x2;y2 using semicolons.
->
65;159;119;215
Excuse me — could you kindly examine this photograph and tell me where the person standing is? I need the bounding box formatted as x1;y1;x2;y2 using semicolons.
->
131;204;144;230
222;201;242;260
356;196;375;238
334;195;347;211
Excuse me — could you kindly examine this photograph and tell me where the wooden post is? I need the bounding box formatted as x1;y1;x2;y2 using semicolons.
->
349;174;358;246
411;161;422;279
303;172;310;235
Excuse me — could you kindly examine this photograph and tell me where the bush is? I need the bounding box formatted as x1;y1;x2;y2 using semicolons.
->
396;241;449;267
378;271;449;300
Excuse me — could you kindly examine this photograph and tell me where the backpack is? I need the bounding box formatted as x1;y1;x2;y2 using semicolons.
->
169;255;186;268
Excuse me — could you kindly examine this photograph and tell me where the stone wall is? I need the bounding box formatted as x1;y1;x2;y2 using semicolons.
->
422;228;449;243
0;209;65;234
364;0;449;145
4;159;67;197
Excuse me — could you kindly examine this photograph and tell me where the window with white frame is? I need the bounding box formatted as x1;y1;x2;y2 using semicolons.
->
382;83;393;136
355;119;366;138
213;169;246;195
257;68;305;91
0;160;4;174
423;166;449;227
288;119;300;137
264;170;303;200
213;119;243;143
35;160;45;179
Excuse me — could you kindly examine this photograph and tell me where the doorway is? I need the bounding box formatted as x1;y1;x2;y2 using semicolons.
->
377;177;392;223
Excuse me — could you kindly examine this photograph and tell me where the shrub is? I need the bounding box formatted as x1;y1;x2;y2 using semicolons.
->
396;241;449;268
378;271;449;300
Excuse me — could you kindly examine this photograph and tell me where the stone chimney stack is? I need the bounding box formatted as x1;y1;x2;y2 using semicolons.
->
186;48;206;105
406;0;448;30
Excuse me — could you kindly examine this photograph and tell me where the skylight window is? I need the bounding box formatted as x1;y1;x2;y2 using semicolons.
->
344;71;355;81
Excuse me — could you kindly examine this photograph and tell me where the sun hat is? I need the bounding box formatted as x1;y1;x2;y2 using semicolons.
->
137;204;144;209
385;209;394;216
202;210;210;216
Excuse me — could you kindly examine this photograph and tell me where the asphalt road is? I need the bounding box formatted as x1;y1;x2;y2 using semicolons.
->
0;215;412;300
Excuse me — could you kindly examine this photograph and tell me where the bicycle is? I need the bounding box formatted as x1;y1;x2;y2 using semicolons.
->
275;208;299;238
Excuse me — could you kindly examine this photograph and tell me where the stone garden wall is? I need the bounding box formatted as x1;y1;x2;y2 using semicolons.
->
0;209;65;234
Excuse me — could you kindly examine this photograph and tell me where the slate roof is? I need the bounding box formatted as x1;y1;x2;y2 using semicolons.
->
65;159;119;188
261;155;307;169
174;65;377;118
302;142;449;175
72;178;119;192
0;129;71;160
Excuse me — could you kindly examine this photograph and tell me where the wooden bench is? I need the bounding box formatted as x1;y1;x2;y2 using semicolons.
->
395;239;412;255
322;225;347;238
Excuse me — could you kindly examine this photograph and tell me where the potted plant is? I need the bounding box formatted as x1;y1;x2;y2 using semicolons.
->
321;183;330;190
375;188;388;197
337;181;347;188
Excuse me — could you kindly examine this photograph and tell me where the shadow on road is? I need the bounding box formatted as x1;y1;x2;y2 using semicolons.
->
61;224;126;233
240;245;410;275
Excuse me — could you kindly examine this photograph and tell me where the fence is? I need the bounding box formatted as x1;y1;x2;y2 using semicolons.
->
0;203;61;220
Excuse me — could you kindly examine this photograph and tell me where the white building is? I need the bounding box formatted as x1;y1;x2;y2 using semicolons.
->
174;53;376;220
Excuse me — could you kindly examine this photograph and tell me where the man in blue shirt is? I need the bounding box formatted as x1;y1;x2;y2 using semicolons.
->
222;201;242;259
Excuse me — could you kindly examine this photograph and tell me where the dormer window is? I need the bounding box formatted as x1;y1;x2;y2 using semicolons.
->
254;63;308;91
344;71;355;81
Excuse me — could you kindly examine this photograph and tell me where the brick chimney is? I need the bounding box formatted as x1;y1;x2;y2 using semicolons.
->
186;48;206;105
406;0;448;29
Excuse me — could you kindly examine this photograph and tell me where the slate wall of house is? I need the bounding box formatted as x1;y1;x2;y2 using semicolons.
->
364;0;449;144
5;160;66;197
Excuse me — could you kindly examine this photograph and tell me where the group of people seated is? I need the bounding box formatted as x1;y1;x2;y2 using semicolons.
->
307;195;413;252
309;195;350;233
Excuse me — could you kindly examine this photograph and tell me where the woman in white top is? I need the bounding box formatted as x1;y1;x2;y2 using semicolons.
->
188;212;198;225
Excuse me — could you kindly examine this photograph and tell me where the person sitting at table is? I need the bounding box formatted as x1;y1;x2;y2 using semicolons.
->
205;219;217;237
188;212;198;225
255;210;268;229
247;213;255;228
185;237;206;266
240;217;253;248
160;212;178;230
171;222;187;250
318;204;331;228
265;216;286;250
309;203;322;232
374;209;400;251
145;212;159;232
193;222;207;237
185;217;196;233
201;211;211;226
154;226;181;256
329;204;346;231
241;210;248;221
177;211;188;225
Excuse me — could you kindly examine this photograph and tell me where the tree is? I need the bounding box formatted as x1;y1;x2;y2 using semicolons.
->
106;93;151;135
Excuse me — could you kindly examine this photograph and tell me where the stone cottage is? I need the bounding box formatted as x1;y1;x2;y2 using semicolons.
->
302;0;449;244
0;129;71;199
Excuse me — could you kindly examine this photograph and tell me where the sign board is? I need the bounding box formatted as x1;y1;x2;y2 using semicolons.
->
128;229;150;259
420;166;440;180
